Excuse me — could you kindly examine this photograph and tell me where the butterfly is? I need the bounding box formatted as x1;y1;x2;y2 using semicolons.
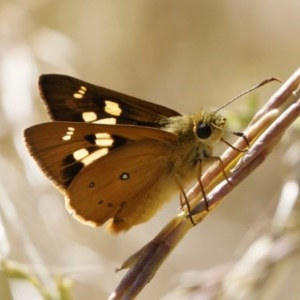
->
24;74;232;233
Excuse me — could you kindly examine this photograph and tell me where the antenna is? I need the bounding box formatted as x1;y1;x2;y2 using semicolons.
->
215;77;280;113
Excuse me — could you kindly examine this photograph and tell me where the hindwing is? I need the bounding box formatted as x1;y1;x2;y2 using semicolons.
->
24;121;177;190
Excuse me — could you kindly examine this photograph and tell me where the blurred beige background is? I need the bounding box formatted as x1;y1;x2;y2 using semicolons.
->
0;1;299;299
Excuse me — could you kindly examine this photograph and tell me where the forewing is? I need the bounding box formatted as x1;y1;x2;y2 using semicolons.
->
39;74;181;125
24;122;177;191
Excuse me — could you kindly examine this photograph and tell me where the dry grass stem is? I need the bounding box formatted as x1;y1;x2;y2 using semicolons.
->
109;67;300;300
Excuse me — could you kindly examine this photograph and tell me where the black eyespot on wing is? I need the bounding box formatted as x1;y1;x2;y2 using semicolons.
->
119;172;130;180
196;123;212;139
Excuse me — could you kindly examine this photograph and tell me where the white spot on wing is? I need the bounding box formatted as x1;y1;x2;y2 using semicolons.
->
82;148;109;165
73;86;87;99
62;127;75;141
120;172;130;180
94;133;114;147
95;118;117;125
82;111;97;122
62;135;71;141
73;148;89;161
104;100;122;116
95;133;111;139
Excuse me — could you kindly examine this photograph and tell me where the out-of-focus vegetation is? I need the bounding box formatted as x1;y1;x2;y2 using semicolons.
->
0;1;299;299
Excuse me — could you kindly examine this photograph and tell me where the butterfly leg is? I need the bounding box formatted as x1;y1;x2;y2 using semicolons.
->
219;157;231;185
196;160;209;211
221;136;249;152
196;155;232;212
205;156;231;185
173;174;196;226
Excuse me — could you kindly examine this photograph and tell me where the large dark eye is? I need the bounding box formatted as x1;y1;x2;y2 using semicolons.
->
196;123;212;139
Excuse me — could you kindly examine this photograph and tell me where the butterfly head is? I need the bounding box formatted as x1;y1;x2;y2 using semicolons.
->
161;111;226;146
192;111;226;146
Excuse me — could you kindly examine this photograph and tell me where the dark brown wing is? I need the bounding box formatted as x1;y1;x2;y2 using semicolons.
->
39;74;181;126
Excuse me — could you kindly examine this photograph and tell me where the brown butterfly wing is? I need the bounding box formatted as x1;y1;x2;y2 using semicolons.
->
39;74;181;126
24;122;177;191
66;139;176;233
25;122;178;232
26;75;182;232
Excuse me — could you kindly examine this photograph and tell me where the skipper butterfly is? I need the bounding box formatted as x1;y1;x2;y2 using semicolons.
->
24;74;244;233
